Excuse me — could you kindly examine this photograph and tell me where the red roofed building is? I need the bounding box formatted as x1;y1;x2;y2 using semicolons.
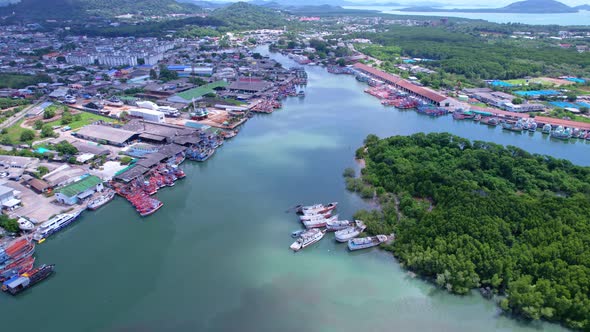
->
353;63;454;107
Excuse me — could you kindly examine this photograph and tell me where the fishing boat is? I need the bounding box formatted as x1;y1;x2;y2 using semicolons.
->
480;117;499;126
17;217;34;231
289;229;325;252
528;121;538;132
502;121;523;132
0;256;34;282
296;202;338;215
87;190;115;211
335;220;366;243
303;215;338;229
326;219;354;231
2;264;54;295
221;130;238;139
32;211;82;243
348;235;389;251
542;123;552;134
551;126;572;140
299;211;331;222
473;114;482;121
298;90;305;98
452;110;475;120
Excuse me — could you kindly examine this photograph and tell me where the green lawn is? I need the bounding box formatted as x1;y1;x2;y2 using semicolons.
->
45;112;115;130
2;119;34;144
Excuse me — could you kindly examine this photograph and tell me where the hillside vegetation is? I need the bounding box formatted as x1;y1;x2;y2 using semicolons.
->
353;133;590;330
357;27;590;84
211;2;286;30
0;0;201;20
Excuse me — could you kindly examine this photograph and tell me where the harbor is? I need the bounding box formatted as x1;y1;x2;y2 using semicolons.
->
0;47;581;332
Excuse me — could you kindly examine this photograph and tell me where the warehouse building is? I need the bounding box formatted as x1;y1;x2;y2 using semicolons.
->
74;125;138;147
55;175;104;205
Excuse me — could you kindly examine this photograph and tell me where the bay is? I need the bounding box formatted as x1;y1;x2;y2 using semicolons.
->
343;6;590;25
0;46;585;332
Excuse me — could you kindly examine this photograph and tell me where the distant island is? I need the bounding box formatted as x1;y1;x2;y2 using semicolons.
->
400;0;580;13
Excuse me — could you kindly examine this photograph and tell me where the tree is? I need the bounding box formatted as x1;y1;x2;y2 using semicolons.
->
40;125;55;138
0;136;12;145
61;110;73;125
43;108;56;119
33;119;44;130
20;129;35;142
337;58;346;67
149;69;158;80
54;140;78;155
566;93;577;102
189;77;206;86
37;166;49;177
512;97;523;105
0;215;19;233
343;167;356;178
119;111;129;120
580;106;589;114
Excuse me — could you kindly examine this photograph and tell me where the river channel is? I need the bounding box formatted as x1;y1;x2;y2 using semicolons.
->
1;46;585;332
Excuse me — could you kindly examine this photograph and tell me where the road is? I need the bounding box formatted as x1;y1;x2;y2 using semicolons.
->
0;100;44;130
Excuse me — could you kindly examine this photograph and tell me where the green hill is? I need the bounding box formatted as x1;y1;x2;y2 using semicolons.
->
0;0;202;20
210;2;286;30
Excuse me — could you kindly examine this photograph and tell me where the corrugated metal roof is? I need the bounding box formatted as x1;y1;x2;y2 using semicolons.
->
56;175;102;198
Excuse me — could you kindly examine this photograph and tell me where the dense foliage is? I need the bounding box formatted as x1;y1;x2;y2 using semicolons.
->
74;17;224;38
210;2;286;30
357;27;590;81
0;73;51;89
0;0;201;20
355;133;590;330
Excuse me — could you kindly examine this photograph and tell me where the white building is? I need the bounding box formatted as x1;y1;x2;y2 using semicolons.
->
129;108;165;123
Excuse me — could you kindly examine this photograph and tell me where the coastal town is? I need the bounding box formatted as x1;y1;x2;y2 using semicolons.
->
0;3;589;328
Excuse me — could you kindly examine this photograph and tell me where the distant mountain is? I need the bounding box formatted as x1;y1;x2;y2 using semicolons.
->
400;0;578;13
248;0;393;7
574;4;590;10
0;0;202;20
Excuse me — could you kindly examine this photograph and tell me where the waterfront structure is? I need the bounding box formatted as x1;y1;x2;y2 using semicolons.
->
55;175;104;205
353;63;454;107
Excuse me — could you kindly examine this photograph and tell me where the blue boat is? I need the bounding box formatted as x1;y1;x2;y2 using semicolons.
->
187;147;215;162
551;126;572;140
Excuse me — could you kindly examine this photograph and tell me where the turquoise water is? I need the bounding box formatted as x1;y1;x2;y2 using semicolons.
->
36;147;49;154
344;6;590;25
0;47;585;332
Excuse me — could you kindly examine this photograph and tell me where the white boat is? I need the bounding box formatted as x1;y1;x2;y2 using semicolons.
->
17;217;34;231
290;229;325;252
297;202;337;215
32;211;82;243
348;235;389;251
299;211;331;222
87;190;115;211
334;220;366;242
302;215;338;229
326;219;353;231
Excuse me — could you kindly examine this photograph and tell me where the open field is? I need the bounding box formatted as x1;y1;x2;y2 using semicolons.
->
44;111;116;130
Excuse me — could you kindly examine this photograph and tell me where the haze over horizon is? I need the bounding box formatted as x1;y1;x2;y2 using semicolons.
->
0;0;588;6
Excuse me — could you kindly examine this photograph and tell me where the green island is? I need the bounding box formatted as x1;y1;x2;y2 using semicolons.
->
350;133;590;330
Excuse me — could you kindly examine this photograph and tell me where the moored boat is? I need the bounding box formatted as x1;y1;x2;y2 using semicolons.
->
87;190;115;211
17;217;34;231
551;126;572;140
1;264;54;295
347;235;389;251
542;123;552;134
291;229;306;238
296;202;337;215
290;229;325;252
299;211;331;222
302;215;338;229
334;220;366;243
326;219;354;231
480;117;499;126
32;211;82;243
